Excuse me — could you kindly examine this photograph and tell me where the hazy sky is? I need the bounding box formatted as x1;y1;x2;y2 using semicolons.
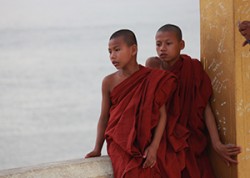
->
0;0;200;58
0;0;200;29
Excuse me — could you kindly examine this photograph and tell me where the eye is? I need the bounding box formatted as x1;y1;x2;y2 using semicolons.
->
156;42;161;47
166;42;172;45
115;48;120;52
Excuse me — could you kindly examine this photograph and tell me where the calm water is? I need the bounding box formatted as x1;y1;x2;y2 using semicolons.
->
0;0;200;170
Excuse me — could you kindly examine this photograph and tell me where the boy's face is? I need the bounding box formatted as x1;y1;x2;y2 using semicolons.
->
155;31;184;66
108;37;136;69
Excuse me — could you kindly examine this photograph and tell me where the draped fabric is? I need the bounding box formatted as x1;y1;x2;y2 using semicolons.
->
105;65;177;178
169;55;215;178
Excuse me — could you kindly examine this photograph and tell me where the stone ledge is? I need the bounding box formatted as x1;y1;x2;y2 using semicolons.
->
0;156;113;178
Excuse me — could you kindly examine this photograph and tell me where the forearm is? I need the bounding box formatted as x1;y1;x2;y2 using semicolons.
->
86;77;111;158
151;105;166;149
204;103;221;146
93;118;108;152
204;103;242;164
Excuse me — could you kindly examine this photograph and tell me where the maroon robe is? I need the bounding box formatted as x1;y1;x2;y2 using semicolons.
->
169;55;215;178
105;65;177;178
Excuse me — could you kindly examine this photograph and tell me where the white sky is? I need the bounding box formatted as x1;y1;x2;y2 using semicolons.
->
0;0;200;29
0;0;200;58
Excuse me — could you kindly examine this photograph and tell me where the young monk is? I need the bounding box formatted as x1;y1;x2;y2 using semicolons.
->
85;29;178;177
146;24;241;178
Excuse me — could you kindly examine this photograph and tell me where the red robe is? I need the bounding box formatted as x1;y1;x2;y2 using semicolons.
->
105;65;177;178
169;55;215;178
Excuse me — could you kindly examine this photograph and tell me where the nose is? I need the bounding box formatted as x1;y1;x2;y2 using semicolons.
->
160;43;167;51
110;51;116;60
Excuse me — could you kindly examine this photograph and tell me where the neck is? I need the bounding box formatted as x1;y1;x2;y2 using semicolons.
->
119;63;140;77
161;56;181;70
161;61;171;70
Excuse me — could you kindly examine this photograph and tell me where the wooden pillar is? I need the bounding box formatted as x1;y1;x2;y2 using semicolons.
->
200;0;250;177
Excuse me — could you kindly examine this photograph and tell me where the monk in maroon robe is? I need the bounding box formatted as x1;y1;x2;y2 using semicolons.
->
146;24;241;178
169;54;215;177
86;29;180;178
105;65;177;177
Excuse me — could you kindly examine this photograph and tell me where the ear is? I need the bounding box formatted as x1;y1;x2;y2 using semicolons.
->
180;40;185;50
131;44;138;56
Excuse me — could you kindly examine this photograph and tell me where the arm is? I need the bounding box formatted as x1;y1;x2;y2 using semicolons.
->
85;77;111;158
204;103;241;166
143;104;166;168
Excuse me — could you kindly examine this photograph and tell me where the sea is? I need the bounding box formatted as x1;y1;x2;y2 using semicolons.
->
0;0;200;170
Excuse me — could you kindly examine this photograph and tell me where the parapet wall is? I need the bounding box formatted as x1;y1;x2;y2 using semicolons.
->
0;156;113;178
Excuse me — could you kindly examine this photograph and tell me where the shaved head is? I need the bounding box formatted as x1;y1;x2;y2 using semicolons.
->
157;24;182;41
110;29;137;46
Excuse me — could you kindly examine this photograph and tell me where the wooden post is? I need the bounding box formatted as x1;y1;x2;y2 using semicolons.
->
200;0;250;177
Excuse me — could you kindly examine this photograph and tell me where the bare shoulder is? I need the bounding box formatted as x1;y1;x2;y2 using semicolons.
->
102;72;119;92
103;71;118;83
145;56;161;69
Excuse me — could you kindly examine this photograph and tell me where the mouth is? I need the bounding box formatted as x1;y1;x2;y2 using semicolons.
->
159;53;168;58
112;61;119;67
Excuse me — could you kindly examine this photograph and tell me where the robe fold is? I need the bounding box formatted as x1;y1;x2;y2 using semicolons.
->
105;65;177;178
169;55;215;178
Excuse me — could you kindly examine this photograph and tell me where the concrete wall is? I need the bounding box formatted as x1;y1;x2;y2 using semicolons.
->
200;0;250;177
0;156;113;178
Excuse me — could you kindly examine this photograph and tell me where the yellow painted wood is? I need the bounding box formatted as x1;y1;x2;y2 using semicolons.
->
200;0;250;177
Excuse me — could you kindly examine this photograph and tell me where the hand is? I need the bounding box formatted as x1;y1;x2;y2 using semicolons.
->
213;142;241;166
242;40;249;47
238;21;250;46
142;145;157;168
85;149;101;158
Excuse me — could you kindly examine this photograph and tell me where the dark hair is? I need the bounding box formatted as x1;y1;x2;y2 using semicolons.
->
110;29;137;46
157;24;182;41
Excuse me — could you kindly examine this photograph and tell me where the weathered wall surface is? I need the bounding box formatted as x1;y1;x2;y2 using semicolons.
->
200;0;250;177
0;156;113;178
